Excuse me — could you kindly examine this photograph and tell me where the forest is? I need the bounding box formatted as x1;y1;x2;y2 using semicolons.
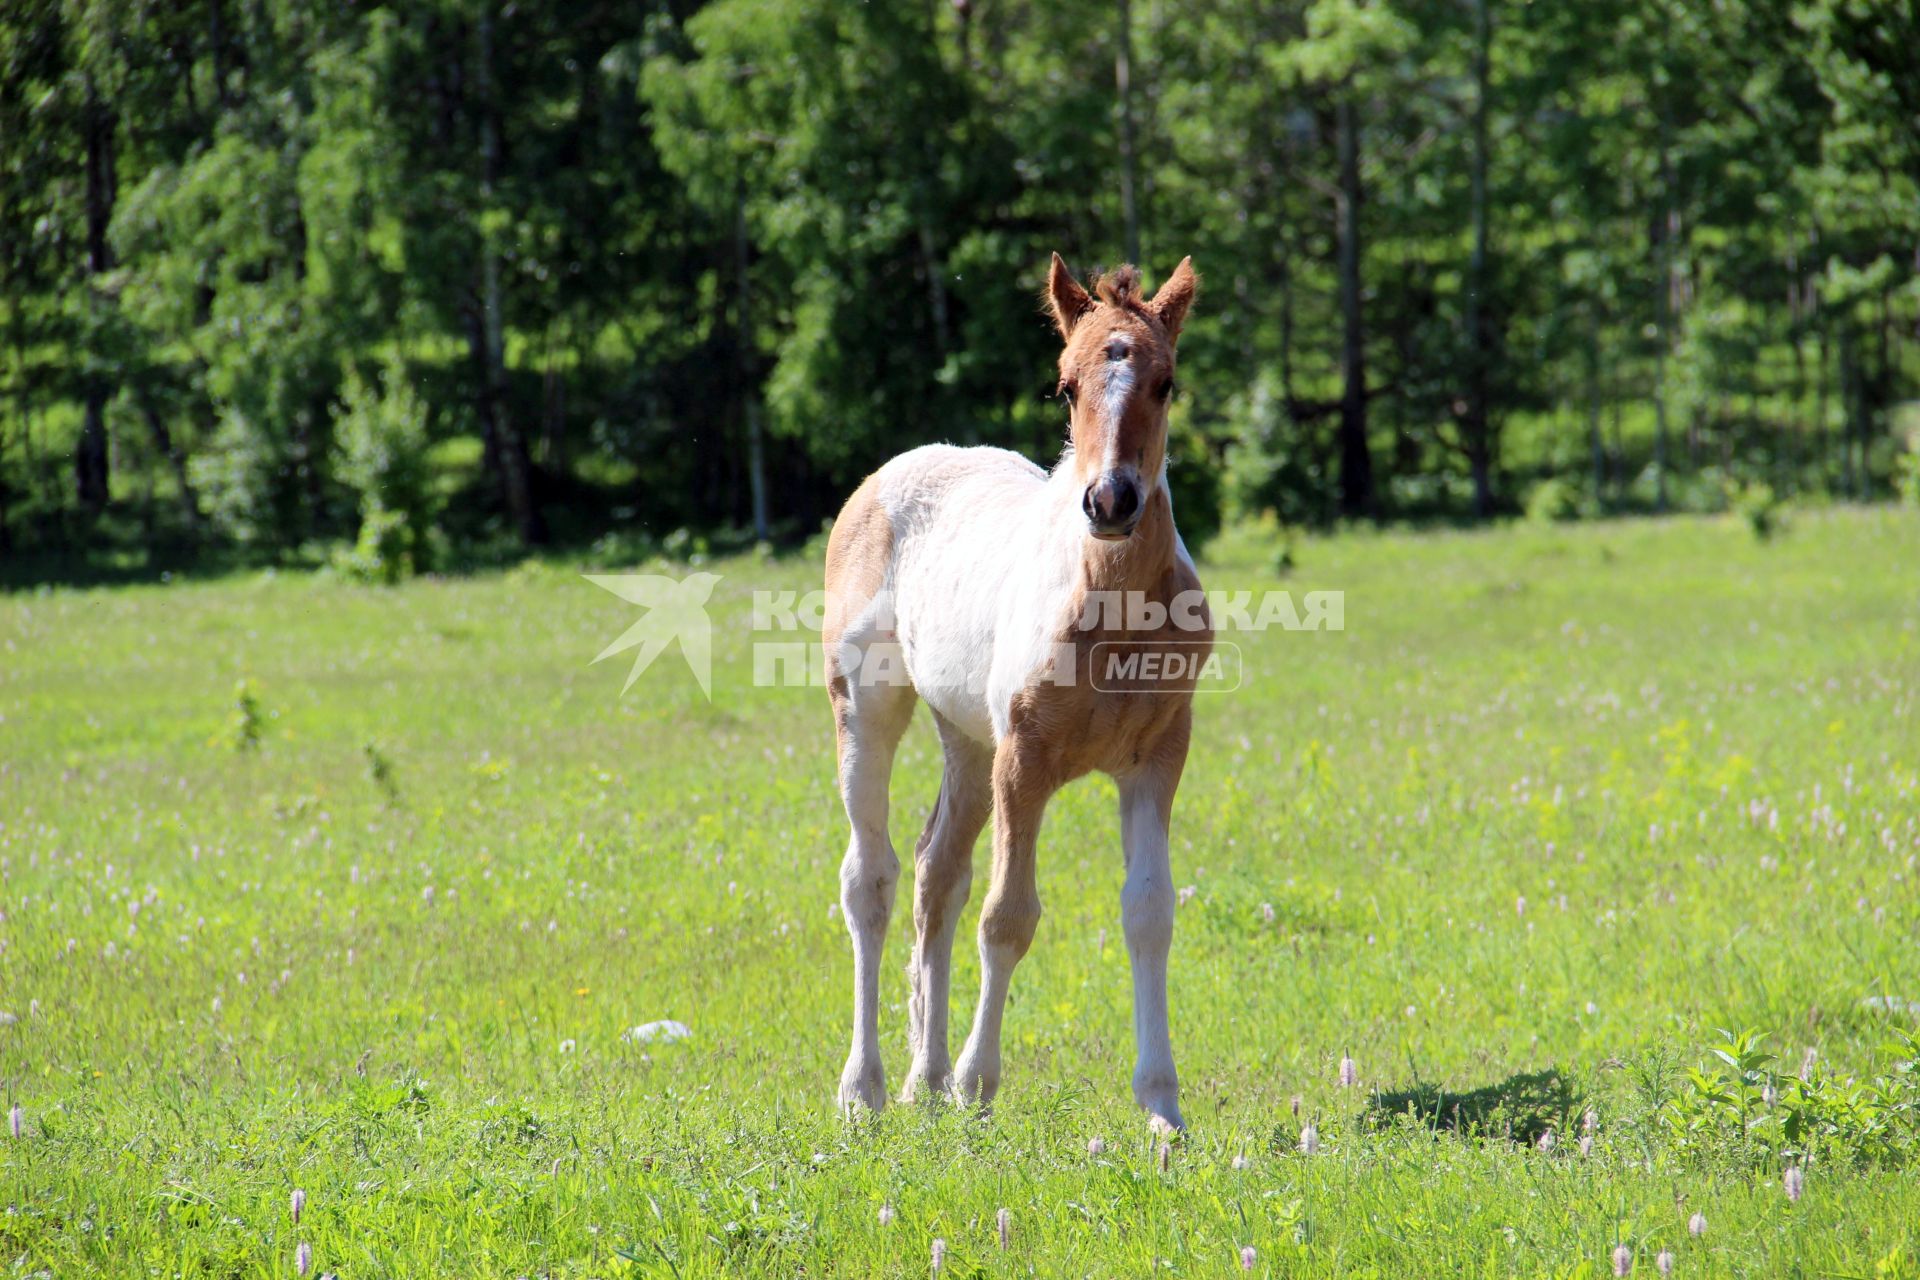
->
2;0;1917;573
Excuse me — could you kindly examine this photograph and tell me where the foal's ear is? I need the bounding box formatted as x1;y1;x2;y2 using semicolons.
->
1046;252;1094;339
1149;256;1199;343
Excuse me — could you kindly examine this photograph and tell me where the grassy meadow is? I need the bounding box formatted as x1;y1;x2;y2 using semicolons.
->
3;507;1919;1277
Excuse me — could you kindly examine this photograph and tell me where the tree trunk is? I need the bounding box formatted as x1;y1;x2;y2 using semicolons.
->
1651;114;1678;514
1463;0;1495;518
1815;317;1831;489
1334;93;1375;518
1609;369;1625;494
1115;0;1140;265
1278;243;1296;406
474;6;545;546
735;195;770;541
1652;341;1670;512
1787;265;1806;480
541;340;567;472
76;79;115;512
138;391;203;538
1838;322;1857;499
1587;315;1606;501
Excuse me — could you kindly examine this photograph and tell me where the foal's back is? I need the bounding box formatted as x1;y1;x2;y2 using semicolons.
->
825;442;1066;745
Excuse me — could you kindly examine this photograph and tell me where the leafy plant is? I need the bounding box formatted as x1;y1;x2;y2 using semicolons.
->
333;360;438;583
1728;480;1784;540
364;740;400;805
230;678;263;752
1663;1027;1920;1168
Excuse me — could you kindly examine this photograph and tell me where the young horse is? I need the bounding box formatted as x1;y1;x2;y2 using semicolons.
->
823;254;1208;1133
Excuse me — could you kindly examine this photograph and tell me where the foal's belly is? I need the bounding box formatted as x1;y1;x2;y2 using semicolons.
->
894;537;1010;746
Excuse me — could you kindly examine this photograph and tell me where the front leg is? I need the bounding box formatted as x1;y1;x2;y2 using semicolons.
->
952;727;1056;1108
902;720;993;1103
1118;715;1191;1133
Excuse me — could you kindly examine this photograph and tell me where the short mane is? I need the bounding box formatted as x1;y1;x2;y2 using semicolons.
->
1093;264;1144;310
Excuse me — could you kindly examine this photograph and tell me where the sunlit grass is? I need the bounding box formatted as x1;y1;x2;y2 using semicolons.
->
2;507;1917;1276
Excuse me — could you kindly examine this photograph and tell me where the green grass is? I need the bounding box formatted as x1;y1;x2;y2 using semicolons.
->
3;508;1919;1277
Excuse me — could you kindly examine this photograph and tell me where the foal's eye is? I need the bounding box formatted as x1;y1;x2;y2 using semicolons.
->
1157;378;1176;401
1059;380;1078;405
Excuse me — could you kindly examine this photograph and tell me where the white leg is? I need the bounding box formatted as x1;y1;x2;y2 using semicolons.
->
903;719;992;1102
831;672;913;1115
1120;776;1183;1132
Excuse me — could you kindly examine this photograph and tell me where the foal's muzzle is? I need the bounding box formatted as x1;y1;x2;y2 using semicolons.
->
1084;470;1143;540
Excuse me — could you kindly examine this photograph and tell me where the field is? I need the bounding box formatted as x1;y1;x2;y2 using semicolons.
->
3;507;1919;1277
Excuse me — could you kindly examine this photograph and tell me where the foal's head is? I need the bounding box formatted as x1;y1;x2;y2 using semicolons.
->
1046;253;1198;541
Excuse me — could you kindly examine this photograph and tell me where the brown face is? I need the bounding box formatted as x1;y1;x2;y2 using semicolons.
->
1046;255;1198;540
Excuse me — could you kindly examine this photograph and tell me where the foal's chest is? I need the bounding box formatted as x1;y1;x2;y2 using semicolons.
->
1012;592;1210;780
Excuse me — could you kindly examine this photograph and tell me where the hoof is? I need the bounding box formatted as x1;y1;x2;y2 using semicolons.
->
1136;1084;1185;1135
899;1067;951;1106
950;1051;999;1110
838;1057;887;1116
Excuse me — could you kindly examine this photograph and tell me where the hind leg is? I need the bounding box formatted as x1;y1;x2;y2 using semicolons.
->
901;714;993;1103
830;657;915;1115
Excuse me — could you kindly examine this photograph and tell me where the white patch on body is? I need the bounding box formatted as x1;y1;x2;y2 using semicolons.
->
868;444;1084;745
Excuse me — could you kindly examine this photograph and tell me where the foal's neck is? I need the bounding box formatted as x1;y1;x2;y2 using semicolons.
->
1077;488;1179;596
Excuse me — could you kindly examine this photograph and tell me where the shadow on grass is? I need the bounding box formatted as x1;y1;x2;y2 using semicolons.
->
1367;1068;1582;1146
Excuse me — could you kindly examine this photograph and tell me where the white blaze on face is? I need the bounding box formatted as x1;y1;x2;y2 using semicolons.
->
1100;333;1134;474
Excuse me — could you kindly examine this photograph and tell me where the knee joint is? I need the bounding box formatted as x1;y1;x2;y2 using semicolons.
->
841;842;899;907
980;893;1041;954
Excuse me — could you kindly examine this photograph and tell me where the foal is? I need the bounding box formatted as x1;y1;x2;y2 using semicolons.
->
824;254;1208;1133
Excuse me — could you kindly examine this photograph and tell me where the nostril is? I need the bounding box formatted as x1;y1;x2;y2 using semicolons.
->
1082;484;1100;521
1111;481;1140;522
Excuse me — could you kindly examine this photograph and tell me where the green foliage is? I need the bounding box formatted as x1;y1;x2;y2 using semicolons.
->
1663;1027;1920;1169
332;505;417;585
3;0;1919;565
185;407;303;547
1524;477;1582;524
1729;479;1784;541
1221;378;1339;528
332;360;439;581
229;678;263;752
1899;454;1920;509
1165;423;1223;552
363;739;400;805
1897;414;1920;506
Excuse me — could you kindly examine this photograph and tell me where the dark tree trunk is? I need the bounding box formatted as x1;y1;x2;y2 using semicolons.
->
76;80;116;512
735;194;769;541
1839;322;1858;499
1815;317;1831;488
1115;0;1140;265
1462;0;1495;518
137;391;203;537
1587;316;1606;501
1334;94;1375;518
1650;83;1678;514
541;346;567;472
474;6;545;546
